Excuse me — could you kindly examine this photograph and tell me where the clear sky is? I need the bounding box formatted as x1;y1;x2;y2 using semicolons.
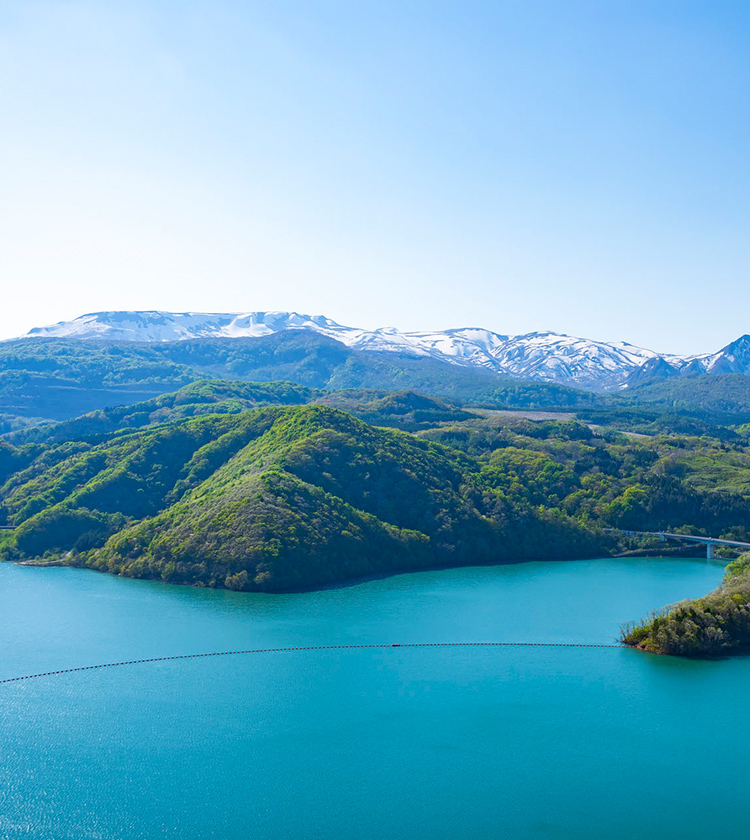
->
1;1;749;353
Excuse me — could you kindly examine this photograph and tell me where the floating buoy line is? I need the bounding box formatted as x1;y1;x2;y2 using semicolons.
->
0;641;622;686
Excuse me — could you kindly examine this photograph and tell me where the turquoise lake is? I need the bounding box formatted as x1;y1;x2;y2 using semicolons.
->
0;557;744;839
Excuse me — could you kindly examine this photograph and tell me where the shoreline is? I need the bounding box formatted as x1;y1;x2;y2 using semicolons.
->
8;550;714;595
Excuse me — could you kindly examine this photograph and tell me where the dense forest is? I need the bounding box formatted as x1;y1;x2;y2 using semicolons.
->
0;403;600;590
2;378;750;593
0;332;598;426
4;334;750;442
3;381;483;446
622;554;750;656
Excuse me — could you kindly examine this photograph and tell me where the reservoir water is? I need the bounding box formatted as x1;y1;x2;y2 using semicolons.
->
0;557;744;839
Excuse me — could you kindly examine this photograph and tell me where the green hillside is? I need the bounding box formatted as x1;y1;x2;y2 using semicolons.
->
0;333;602;424
622;554;750;656
0;405;601;590
4;382;750;595
315;389;479;430
6;334;750;436
622;373;750;417
421;416;750;538
7;380;483;448
9;379;313;445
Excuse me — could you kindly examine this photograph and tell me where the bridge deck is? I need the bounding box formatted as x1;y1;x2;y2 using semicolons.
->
606;528;750;558
659;532;750;549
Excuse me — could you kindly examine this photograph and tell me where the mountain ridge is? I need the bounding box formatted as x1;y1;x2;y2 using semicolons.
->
14;310;750;392
0;331;600;425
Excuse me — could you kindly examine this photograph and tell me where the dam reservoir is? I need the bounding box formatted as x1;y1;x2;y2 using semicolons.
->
0;556;745;840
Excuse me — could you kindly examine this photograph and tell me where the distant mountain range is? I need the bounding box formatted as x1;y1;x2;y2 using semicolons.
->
17;310;750;392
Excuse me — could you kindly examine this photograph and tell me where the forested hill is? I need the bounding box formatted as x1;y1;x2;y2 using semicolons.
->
0;405;601;590
3;381;750;592
0;333;599;426
7;379;313;445
4;380;481;447
622;554;750;657
622;373;750;417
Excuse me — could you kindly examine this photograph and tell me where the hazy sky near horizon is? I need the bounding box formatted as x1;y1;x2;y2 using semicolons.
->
1;1;749;353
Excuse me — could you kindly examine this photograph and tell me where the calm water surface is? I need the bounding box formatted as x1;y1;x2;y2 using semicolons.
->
0;557;743;839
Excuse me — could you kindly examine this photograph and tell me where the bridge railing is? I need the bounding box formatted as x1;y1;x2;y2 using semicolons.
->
605;528;750;559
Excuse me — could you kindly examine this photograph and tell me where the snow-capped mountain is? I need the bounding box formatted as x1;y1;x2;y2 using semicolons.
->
23;310;345;343
693;335;750;375
16;310;750;392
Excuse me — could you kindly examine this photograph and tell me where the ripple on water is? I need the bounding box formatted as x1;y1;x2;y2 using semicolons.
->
0;557;742;840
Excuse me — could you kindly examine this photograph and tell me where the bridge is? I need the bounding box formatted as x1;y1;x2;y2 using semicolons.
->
607;529;750;560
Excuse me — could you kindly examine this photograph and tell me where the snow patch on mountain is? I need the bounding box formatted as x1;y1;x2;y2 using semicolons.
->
24;311;344;343
16;311;750;391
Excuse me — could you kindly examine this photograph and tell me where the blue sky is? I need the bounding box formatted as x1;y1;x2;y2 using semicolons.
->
1;1;749;352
